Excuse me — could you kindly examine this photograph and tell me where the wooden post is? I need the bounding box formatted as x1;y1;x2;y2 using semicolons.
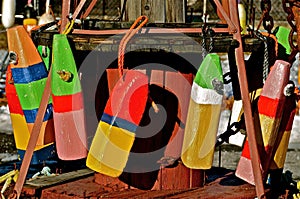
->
125;0;142;21
125;0;185;23
166;0;185;23
142;0;165;23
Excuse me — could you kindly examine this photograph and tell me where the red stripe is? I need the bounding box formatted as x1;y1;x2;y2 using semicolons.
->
52;92;83;113
6;93;24;115
258;96;282;118
241;140;251;159
286;109;296;131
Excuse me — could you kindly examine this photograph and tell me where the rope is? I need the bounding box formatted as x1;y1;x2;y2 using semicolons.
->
62;20;75;35
118;16;148;78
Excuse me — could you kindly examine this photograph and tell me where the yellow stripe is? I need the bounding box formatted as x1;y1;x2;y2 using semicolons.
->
87;121;135;177
259;114;281;146
10;114;54;151
270;130;291;169
181;99;222;169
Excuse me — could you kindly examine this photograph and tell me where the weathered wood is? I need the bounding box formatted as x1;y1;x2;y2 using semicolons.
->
30;167;266;199
141;0;165;23
166;0;185;23
126;0;142;21
24;168;94;189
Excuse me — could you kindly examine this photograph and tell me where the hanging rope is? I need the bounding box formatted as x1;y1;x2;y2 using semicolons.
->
62;19;75;35
118;16;148;78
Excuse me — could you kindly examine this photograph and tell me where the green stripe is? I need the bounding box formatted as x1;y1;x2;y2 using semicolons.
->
51;34;82;96
194;54;223;89
14;79;52;110
38;46;51;70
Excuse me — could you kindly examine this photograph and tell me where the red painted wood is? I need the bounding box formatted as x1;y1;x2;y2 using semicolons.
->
26;168;264;198
52;92;83;113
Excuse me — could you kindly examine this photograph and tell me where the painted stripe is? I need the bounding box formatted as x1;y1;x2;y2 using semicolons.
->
101;113;137;133
286;109;296;131
17;143;56;165
241;140;251;159
258;95;282;118
14;78;52;110
191;82;223;105
11;62;48;84
23;104;53;123
6;93;24;115
52;92;83;113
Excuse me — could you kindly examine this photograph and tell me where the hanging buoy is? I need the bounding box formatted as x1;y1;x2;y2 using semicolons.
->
236;60;290;185
181;53;224;169
23;2;38;32
7;26;56;164
51;34;87;160
1;0;16;29
238;1;247;35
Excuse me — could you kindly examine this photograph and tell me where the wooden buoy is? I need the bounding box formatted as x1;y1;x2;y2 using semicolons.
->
181;53;224;169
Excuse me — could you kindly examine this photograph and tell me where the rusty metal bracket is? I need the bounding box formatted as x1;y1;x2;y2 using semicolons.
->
60;0;238;35
213;0;237;33
229;0;266;198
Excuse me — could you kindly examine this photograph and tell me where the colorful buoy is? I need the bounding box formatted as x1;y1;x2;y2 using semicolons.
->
181;53;224;169
87;70;148;177
51;34;87;160
236;60;290;185
7;26;55;155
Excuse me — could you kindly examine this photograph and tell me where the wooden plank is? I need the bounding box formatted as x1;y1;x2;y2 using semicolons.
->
126;0;142;21
141;0;165;23
24;168;94;189
166;0;185;23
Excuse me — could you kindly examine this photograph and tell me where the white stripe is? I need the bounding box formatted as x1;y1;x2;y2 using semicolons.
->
191;82;223;105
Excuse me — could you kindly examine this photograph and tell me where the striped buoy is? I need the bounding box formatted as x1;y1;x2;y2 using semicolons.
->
5;65;31;151
87;70;148;177
270;86;296;170
51;34;87;160
7;26;55;163
236;60;290;185
5;64;55;164
181;53;224;169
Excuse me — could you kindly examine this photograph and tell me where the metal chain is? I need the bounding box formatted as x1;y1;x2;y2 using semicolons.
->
207;27;215;53
282;0;299;63
201;25;208;59
260;0;274;33
254;31;269;83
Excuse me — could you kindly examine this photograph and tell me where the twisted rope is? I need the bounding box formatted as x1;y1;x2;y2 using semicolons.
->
118;16;148;79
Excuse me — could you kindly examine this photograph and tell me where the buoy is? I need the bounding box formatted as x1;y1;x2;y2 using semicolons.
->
181;53;224;169
87;70;149;177
236;60;290;185
238;1;247;35
1;0;16;29
7;26;55;164
23;2;37;32
51;34;87;160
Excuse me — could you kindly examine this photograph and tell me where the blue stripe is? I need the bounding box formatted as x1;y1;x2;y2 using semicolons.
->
23;104;53;123
11;62;48;84
18;143;56;165
101;113;137;132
